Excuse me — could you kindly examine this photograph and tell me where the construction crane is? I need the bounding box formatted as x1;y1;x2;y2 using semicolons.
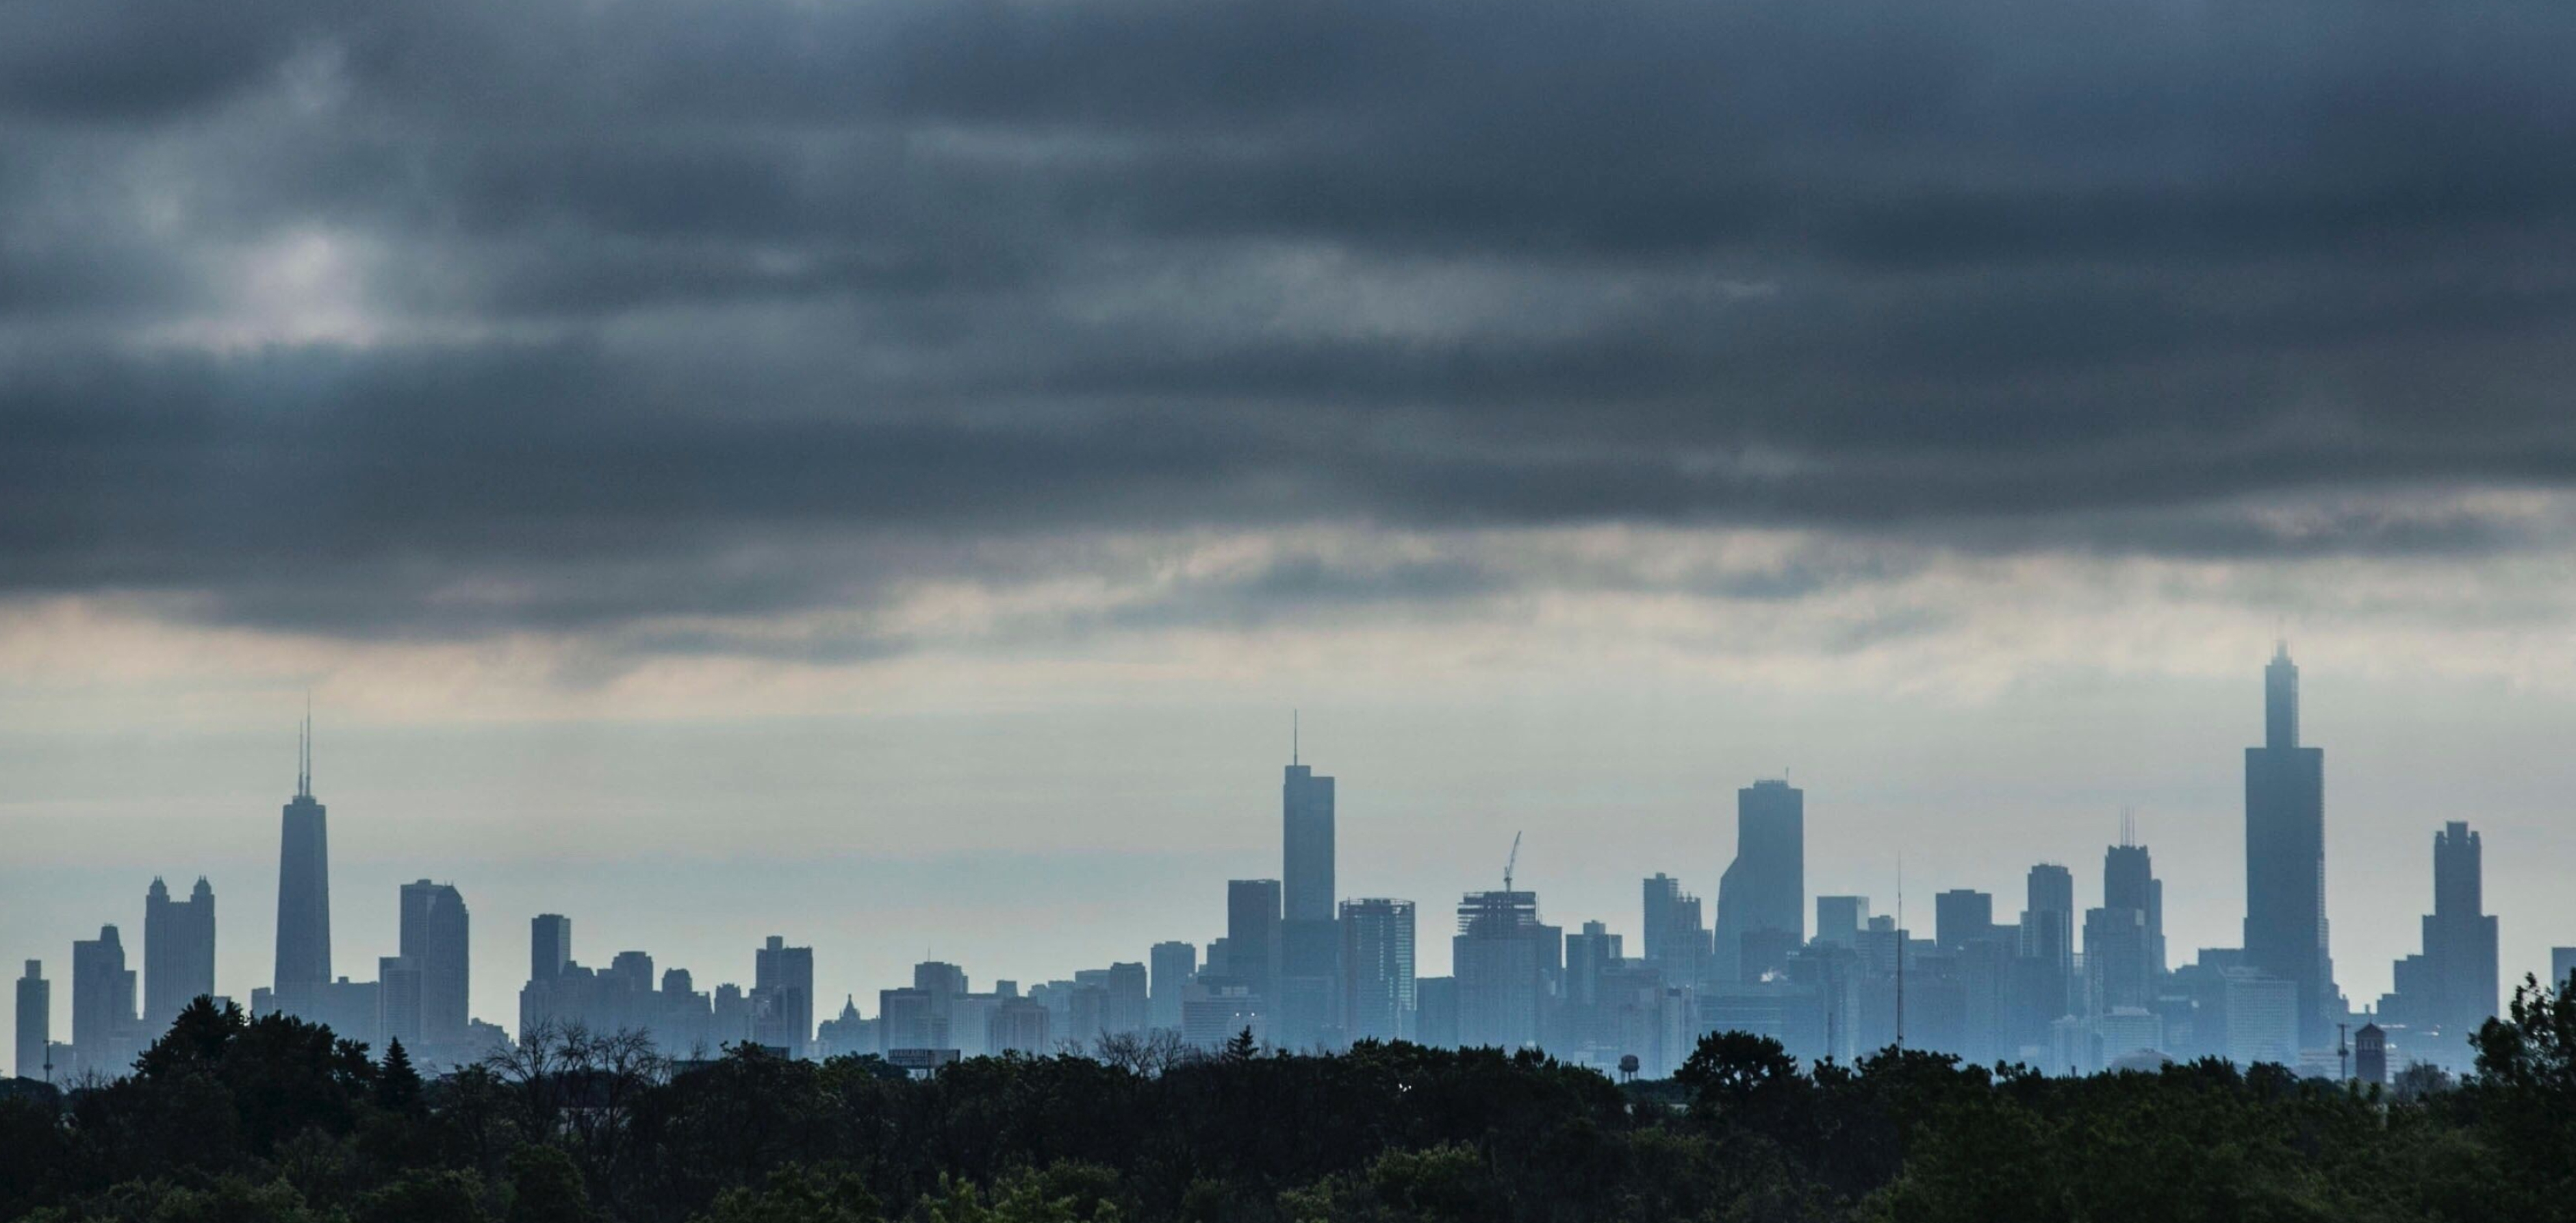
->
1503;831;1522;892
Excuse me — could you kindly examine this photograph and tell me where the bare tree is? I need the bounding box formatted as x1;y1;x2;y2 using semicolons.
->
485;1020;669;1213
1091;1029;1199;1076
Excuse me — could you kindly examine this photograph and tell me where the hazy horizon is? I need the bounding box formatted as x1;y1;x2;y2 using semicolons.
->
7;651;2574;1047
10;0;2576;1066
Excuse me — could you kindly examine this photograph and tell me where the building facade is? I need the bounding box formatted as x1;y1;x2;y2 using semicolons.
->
274;733;333;1002
14;961;47;1082
2243;644;2339;1048
144;877;216;1031
1339;898;1416;1043
399;880;472;1046
1714;779;1804;981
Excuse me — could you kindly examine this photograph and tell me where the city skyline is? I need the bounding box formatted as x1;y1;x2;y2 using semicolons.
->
5;647;2564;1081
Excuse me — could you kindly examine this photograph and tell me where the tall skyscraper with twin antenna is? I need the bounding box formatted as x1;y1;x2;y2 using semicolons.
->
2243;642;2339;1048
273;714;332;1000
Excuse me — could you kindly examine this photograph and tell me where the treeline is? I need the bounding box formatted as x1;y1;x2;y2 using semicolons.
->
4;978;2573;1223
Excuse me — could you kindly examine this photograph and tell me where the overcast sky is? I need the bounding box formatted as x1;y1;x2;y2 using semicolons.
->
7;0;2576;1051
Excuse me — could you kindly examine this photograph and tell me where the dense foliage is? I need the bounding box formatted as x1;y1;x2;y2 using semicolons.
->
7;976;2575;1223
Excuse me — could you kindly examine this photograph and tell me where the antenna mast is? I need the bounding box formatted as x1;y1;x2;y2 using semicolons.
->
296;694;313;800
1894;854;1906;1052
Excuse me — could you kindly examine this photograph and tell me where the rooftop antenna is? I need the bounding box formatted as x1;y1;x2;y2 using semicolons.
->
296;692;313;799
1292;709;1299;766
2120;806;2137;848
1894;853;1906;1052
1503;831;1522;893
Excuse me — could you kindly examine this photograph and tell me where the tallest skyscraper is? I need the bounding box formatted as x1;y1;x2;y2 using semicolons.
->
273;717;331;1000
2243;643;2338;1048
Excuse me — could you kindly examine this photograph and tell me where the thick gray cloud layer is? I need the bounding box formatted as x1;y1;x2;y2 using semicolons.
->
8;0;2576;640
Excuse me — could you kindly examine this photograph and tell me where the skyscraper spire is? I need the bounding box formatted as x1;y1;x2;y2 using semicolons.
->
1292;709;1299;766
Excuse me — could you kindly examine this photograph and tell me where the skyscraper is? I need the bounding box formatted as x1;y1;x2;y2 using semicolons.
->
1641;874;1708;986
2089;837;2164;1016
274;720;331;1000
754;935;813;1058
1279;741;1340;1048
2083;907;2153;1014
2103;838;2165;979
143;876;216;1030
14;961;46;1082
1713;779;1804;981
1453;889;1551;1050
1282;737;1336;924
1101;962;1151;1035
72;925;138;1075
1148;941;1196;1031
1339;898;1416;1044
2015;863;2077;1048
2555;947;2576;991
1815;896;1868;948
1935;890;1993;952
1224;879;1283;1005
2384;822;2499;1041
399;881;472;1044
378;955;424;1049
2243;643;2339;1047
531;914;572;983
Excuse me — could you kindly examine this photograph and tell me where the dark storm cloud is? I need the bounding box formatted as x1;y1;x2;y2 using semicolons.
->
8;0;2576;642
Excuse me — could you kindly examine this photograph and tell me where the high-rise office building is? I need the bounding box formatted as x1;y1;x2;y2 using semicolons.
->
274;722;332;1000
2243;643;2339;1047
1561;920;1622;1050
2554;947;2576;991
72;925;138;1075
1282;742;1336;924
1280;745;1340;1049
1563;921;1620;1008
2088;837;2163;1015
1148;941;1196;1031
531;914;572;983
2015;863;2077;1047
989;997;1052;1055
1641;874;1708;986
1339;898;1416;1044
1815;896;1868;948
2384;822;2500;1041
2084;906;2154;1014
399;881;471;1044
1935;890;1993;952
879;987;943;1052
1225;879;1283;1005
2222;969;2299;1067
2103;840;2165;979
378;955;424;1048
1453;890;1552;1050
1100;962;1151;1035
143;877;216;1030
754;936;814;1058
14;961;47;1082
1714;779;1804;981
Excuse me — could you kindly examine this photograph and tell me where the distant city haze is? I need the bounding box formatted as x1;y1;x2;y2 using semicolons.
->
7;648;2576;1063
